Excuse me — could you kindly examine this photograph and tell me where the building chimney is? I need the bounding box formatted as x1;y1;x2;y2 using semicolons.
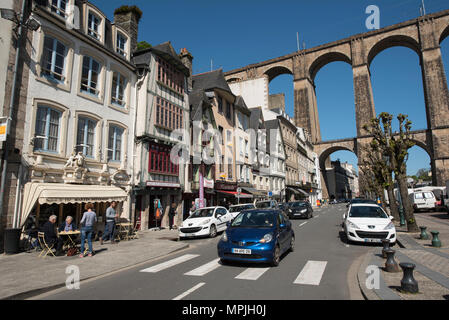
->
179;48;193;92
113;6;142;54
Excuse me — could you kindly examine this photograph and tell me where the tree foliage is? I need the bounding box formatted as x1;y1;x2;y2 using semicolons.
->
136;41;152;51
363;113;419;232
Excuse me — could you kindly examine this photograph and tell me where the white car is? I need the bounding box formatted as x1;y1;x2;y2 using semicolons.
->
409;191;437;212
343;203;396;244
228;204;255;219
179;206;232;239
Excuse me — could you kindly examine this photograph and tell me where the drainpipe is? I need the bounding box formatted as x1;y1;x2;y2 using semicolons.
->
0;0;27;226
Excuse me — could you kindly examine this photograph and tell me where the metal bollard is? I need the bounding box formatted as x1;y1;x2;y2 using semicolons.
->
419;226;429;240
431;231;442;248
399;263;419;293
384;249;400;273
382;239;390;258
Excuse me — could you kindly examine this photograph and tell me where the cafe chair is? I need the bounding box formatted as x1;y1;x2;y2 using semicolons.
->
38;232;56;258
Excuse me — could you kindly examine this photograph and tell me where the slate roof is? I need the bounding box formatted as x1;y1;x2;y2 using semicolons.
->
189;89;210;121
192;69;233;94
132;41;189;75
234;96;251;115
249;107;263;130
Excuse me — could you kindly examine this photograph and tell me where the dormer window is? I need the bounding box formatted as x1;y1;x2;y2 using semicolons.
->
50;0;67;18
116;32;127;57
87;12;101;40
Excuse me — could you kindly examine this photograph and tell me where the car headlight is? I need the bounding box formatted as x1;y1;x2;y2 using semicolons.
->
347;220;359;229
259;233;273;243
201;219;211;225
221;232;228;242
384;222;395;230
300;209;307;213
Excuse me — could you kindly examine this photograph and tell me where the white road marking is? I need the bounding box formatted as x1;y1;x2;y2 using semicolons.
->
299;222;308;227
184;258;221;276
294;261;328;286
172;282;205;300
235;267;270;281
140;254;200;273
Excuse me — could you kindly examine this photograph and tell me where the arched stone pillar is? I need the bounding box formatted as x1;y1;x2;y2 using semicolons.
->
419;19;449;185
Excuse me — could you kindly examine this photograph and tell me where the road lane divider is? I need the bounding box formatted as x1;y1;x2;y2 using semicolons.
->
172;282;206;300
235;267;270;281
184;258;221;276
140;254;200;273
299;222;308;227
293;261;328;286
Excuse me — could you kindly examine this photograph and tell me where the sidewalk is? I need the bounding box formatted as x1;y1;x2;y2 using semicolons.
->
358;214;449;300
0;228;188;300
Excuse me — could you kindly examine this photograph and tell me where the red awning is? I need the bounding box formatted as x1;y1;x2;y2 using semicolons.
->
216;190;253;198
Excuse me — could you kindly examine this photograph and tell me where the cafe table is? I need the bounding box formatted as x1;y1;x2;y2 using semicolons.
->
58;230;81;249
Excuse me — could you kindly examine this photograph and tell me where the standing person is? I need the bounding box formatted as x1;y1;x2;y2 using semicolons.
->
169;203;177;230
189;201;196;217
100;201;118;245
79;203;97;258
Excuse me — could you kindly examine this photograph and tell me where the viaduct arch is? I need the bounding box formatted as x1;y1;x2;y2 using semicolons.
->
225;9;449;198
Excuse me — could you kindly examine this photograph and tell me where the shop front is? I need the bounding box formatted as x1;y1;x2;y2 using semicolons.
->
20;183;129;233
214;181;238;208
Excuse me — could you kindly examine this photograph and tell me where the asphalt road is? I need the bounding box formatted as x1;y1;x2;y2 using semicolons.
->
35;204;372;300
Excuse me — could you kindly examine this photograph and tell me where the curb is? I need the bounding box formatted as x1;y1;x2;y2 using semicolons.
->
2;243;189;300
357;248;380;300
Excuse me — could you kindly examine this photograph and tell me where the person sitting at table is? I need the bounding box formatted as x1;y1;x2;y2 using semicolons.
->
58;216;77;232
41;215;64;256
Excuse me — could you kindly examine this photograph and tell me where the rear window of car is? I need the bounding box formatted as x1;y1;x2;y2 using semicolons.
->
414;193;424;199
255;201;272;208
424;192;434;199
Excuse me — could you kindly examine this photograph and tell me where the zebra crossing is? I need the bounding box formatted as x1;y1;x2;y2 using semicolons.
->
139;253;328;286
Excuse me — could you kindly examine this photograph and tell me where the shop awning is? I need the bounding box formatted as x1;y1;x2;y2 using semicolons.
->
241;187;266;197
216;190;253;199
20;183;128;227
287;187;309;197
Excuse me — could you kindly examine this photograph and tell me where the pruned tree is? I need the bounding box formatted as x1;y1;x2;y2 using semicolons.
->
359;144;400;221
363;113;418;232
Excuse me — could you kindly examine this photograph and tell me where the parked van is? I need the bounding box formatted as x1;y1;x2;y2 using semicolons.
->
409;191;437;212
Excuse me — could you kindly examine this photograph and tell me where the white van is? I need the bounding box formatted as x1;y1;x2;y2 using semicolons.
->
409;191;437;212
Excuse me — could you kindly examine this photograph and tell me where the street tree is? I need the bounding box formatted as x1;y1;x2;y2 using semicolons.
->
359;144;400;221
363;113;419;232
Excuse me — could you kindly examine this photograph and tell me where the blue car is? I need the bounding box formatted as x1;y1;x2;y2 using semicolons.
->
217;209;295;266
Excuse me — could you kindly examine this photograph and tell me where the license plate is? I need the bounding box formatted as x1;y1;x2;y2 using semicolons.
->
186;233;195;237
232;248;251;254
364;238;382;243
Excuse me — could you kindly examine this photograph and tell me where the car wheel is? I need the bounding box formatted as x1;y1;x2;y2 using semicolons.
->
289;235;295;252
220;258;228;265
179;237;185;241
209;224;217;238
271;244;281;267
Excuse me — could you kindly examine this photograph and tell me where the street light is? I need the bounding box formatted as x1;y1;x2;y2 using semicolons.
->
0;7;41;31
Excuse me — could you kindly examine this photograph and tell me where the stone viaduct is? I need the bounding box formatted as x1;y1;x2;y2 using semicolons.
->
224;9;449;198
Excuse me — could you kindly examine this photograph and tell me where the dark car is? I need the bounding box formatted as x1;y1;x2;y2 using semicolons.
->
277;202;291;219
217;209;295;266
346;198;378;208
287;201;313;219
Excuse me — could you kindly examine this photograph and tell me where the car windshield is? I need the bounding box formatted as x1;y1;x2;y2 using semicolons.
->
231;211;275;228
189;208;215;218
290;202;307;208
229;205;254;213
255;202;272;208
349;206;388;218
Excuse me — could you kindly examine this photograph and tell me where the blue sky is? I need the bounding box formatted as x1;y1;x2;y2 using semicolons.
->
91;0;449;176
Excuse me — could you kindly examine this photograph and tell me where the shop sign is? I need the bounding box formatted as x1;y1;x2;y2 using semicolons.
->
0;117;8;142
146;181;181;188
204;178;214;189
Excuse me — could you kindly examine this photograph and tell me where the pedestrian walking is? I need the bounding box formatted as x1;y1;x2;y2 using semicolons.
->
169;203;177;230
100;201;118;245
79;203;97;257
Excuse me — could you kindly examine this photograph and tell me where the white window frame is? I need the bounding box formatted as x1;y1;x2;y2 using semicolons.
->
108;125;124;162
34;105;62;154
81;55;101;96
41;36;67;83
87;11;101;40
76;116;97;158
111;71;127;107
